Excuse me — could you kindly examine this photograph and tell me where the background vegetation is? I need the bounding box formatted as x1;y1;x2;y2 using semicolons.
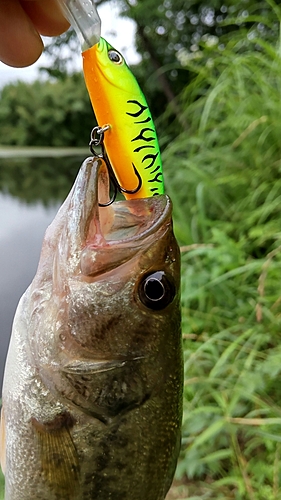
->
2;0;281;498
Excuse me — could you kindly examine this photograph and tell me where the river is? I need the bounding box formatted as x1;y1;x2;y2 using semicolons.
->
0;151;88;392
0;193;59;389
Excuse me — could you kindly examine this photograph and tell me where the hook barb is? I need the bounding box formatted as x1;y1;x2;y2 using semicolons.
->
118;163;142;195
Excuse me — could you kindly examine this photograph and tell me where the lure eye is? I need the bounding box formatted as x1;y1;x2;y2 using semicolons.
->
108;50;123;65
138;271;176;311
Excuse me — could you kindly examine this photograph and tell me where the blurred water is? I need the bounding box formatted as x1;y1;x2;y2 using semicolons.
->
0;193;59;391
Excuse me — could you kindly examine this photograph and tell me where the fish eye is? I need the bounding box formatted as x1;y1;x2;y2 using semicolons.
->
138;271;176;310
108;50;123;65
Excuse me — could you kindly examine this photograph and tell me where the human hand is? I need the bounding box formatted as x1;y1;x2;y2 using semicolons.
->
0;0;69;67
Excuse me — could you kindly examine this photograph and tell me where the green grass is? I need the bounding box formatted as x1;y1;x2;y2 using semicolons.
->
0;470;4;500
161;7;281;498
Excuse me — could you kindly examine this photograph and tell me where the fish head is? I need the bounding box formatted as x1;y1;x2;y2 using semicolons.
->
28;157;181;417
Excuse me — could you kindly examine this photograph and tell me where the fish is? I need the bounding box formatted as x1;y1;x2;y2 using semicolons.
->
83;37;164;199
0;156;182;499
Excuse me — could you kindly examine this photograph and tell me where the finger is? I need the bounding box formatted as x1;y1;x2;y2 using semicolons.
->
21;0;70;36
0;0;43;67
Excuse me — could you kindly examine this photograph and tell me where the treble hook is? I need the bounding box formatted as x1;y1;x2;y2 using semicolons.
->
89;126;115;207
98;181;117;208
118;163;142;195
89;125;143;206
101;145;142;196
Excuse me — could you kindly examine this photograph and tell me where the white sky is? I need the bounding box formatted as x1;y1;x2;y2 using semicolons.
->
0;2;140;88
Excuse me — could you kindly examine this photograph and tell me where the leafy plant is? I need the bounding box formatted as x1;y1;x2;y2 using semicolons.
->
0;155;86;205
160;3;281;497
0;73;95;147
0;470;3;500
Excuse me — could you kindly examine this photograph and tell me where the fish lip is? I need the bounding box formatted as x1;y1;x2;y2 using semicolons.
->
77;157;172;277
80;195;172;277
98;195;172;245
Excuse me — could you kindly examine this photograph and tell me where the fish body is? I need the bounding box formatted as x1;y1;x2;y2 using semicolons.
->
1;157;182;499
83;37;164;198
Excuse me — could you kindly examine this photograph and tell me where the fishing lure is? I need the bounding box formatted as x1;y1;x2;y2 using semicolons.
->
83;38;164;199
59;0;164;199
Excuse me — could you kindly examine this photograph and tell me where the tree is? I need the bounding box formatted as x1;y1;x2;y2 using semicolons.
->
0;74;96;147
42;0;280;133
114;0;279;109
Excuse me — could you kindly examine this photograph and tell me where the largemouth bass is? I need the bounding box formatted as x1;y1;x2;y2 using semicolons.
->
0;157;182;500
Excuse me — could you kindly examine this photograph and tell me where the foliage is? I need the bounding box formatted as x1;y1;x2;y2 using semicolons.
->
0;73;96;147
159;7;281;498
42;0;279;125
0;470;3;500
41;0;281;138
0;155;85;205
0;1;278;148
116;0;278;91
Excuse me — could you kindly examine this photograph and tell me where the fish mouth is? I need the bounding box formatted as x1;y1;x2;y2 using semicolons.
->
67;157;172;278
